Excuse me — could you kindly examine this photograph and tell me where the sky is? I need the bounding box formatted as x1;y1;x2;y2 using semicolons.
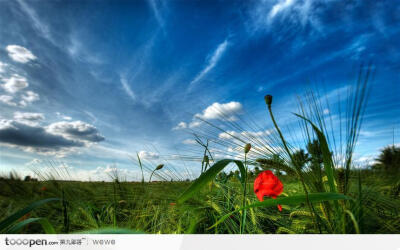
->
0;0;399;181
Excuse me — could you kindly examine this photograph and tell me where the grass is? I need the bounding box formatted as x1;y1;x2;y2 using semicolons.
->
0;170;399;234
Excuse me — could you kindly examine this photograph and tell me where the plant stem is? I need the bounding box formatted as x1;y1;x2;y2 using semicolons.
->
149;170;156;183
240;153;248;234
267;103;322;233
137;153;144;184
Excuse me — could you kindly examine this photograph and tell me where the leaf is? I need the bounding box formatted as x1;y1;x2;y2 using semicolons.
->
0;198;60;232
293;113;337;193
344;210;360;234
177;159;246;204
6;218;40;233
208;193;351;229
7;218;56;234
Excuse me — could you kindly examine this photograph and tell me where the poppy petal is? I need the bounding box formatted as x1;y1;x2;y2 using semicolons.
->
256;191;264;201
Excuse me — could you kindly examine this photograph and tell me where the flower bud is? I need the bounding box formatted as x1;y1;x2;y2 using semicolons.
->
244;143;251;154
264;95;273;106
156;164;164;170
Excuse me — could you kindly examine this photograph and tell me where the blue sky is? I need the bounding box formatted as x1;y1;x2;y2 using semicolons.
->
0;0;399;181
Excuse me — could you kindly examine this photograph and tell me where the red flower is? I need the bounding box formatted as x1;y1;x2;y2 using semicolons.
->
254;170;284;211
169;202;176;206
40;186;47;192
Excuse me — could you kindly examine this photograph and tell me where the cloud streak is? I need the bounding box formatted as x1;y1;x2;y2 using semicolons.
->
147;0;167;31
188;40;229;91
15;0;55;44
120;76;136;102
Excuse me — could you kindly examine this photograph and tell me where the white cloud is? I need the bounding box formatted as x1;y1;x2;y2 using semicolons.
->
173;121;187;130
188;40;229;90
21;91;40;103
0;95;17;106
176;101;244;131
189;120;202;128
56;112;72;120
14;112;44;126
138;150;160;160
81;166;139;181
46;121;105;143
182;139;197;145
19;100;28;107
2;75;29;93
249;0;324;33
219;131;238;140
269;0;296;20
24;161;141;181
6;45;37;63
120;76;136;101
195;101;243;121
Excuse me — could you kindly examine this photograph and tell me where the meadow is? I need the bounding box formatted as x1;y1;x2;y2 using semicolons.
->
1;70;399;234
0;169;399;234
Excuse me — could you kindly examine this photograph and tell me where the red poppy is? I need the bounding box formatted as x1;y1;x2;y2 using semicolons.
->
40;186;47;192
253;170;284;211
169;202;176;206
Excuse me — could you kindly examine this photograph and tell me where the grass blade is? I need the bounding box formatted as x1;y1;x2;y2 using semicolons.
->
7;218;56;234
177;159;246;204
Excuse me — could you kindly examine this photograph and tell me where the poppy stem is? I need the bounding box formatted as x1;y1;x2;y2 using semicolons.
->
266;96;322;233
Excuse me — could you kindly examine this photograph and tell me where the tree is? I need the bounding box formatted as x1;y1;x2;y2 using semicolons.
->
373;145;400;175
292;149;310;170
306;139;325;179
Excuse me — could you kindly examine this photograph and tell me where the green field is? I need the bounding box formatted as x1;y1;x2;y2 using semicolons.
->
1;168;399;234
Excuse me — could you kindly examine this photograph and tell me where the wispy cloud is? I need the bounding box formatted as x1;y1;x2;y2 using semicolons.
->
15;0;55;44
249;0;324;34
147;0;167;32
120;76;136;102
268;0;296;20
188;40;229;91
